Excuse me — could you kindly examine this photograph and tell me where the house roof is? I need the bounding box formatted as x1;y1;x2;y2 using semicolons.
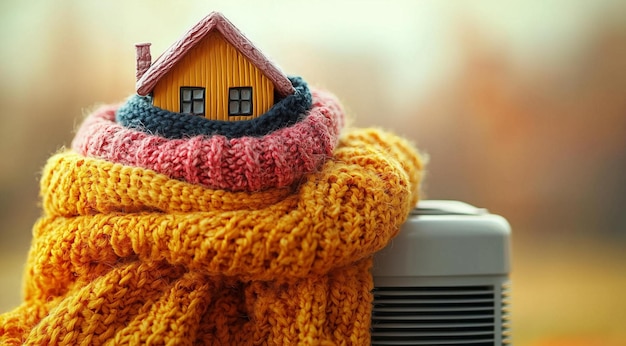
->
136;12;295;97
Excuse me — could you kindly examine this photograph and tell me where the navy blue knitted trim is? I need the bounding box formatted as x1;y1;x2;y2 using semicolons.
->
115;76;312;139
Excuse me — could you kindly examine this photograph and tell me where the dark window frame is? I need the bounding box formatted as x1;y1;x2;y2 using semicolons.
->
180;87;206;116
228;86;253;116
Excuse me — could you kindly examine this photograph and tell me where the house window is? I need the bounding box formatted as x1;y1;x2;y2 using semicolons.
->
180;87;205;116
228;87;253;116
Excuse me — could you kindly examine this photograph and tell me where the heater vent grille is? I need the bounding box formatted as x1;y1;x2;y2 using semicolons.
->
372;285;499;345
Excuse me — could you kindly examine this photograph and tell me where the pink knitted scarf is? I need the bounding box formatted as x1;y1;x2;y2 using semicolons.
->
72;89;345;191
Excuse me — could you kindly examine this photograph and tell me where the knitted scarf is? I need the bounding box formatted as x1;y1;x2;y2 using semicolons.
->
72;89;343;192
0;88;424;345
116;76;312;139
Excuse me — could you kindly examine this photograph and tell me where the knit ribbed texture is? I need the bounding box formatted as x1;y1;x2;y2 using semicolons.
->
0;129;424;345
118;76;312;139
73;88;344;192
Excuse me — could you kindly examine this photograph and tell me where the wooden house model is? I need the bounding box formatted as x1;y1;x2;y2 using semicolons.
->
135;12;294;121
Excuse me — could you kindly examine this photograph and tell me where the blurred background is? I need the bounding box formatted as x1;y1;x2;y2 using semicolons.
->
1;0;625;344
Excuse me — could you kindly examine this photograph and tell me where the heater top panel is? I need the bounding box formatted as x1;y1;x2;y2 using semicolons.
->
372;200;512;277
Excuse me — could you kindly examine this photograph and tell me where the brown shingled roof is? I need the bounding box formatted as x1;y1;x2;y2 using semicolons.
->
136;12;294;97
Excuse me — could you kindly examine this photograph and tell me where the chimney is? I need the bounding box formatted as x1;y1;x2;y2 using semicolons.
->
135;43;152;81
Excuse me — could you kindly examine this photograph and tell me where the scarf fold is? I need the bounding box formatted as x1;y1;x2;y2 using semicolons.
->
0;128;423;345
116;76;313;139
72;89;344;192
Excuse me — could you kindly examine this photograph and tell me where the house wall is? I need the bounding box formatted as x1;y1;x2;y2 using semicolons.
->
151;31;275;121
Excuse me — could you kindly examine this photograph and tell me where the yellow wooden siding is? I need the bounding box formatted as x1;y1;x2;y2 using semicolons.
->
152;31;275;121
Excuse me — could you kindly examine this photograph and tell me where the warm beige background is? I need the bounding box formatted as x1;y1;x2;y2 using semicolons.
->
1;1;626;344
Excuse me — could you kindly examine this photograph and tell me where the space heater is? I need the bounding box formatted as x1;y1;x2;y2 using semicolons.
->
372;200;512;345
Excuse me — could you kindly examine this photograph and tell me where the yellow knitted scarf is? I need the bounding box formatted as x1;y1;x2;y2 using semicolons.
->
0;129;423;345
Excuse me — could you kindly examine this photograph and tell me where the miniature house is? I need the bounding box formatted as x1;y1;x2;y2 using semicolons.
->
135;12;294;121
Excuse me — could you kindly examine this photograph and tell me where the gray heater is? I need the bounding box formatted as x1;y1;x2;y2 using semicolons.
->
372;200;512;345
